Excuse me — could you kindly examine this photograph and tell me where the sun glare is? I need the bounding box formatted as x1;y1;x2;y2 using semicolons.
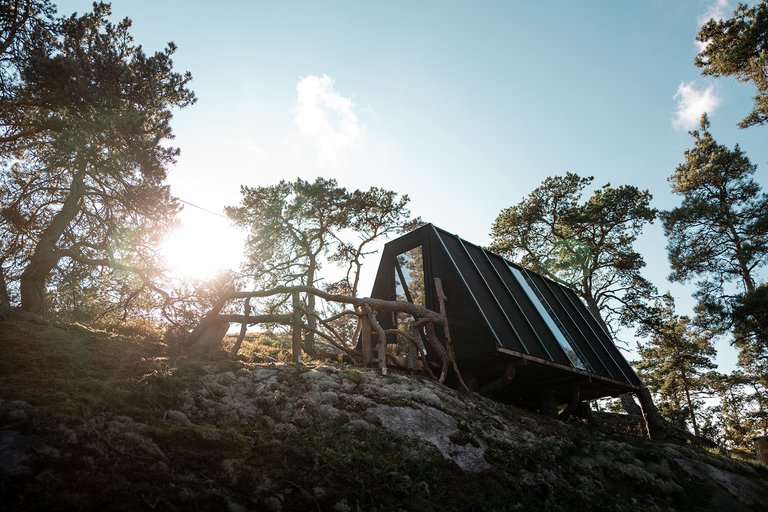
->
161;219;242;280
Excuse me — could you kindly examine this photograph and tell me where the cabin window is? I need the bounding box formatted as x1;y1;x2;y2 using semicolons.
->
394;246;425;306
392;245;427;355
508;265;589;371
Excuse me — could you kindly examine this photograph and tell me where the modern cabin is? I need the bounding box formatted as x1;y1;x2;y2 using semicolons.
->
369;224;644;408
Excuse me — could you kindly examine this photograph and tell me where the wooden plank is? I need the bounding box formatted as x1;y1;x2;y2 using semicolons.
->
361;314;372;366
496;347;639;391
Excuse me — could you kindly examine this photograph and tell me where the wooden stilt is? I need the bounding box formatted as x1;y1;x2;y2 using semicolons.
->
361;311;372;366
558;385;581;420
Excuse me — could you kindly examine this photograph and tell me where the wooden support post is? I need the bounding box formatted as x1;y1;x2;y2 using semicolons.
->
478;364;517;395
575;401;593;421
291;291;303;364
537;388;558;418
361;309;372;367
406;325;418;370
367;308;388;376
558;385;581;420
434;278;469;392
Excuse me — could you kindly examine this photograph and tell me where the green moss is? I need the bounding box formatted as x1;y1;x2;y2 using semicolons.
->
340;367;366;385
2;318;767;512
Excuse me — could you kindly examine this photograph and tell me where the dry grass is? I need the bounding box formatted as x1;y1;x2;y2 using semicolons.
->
0;318;167;417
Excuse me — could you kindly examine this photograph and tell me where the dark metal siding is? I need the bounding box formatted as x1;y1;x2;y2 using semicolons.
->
427;227;501;361
370;224;643;390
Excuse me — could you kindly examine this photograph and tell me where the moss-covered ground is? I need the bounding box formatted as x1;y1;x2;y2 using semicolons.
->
1;319;766;511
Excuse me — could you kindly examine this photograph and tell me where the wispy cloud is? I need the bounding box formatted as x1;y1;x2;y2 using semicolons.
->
293;74;365;163
672;81;721;130
696;0;729;51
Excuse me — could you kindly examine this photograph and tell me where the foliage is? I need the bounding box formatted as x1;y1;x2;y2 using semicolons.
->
733;283;768;366
0;2;195;314
0;0;56;94
706;371;767;448
330;186;422;297
634;293;717;438
161;272;241;340
696;0;768;127
661;114;768;447
489;172;657;334
662;114;768;335
225;177;416;353
731;284;768;436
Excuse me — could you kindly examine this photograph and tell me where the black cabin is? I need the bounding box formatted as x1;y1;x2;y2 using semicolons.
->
369;224;643;407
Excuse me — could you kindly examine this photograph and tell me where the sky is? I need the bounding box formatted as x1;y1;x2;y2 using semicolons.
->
57;0;768;368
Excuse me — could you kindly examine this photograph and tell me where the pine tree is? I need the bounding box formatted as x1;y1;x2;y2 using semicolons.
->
662;114;768;332
696;1;768;128
634;294;717;437
0;2;195;314
490;172;657;335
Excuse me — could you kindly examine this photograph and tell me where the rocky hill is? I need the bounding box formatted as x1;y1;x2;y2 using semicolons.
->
1;318;766;511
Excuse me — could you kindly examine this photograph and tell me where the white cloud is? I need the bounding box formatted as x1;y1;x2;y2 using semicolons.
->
696;0;729;51
699;0;729;24
672;81;721;130
293;74;365;163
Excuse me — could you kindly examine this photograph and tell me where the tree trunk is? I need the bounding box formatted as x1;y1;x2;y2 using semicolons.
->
304;259;317;356
292;290;303;363
195;321;230;352
19;166;87;313
620;393;643;416
721;186;756;293
636;387;664;440
0;264;11;319
229;298;251;358
680;370;700;438
582;288;612;336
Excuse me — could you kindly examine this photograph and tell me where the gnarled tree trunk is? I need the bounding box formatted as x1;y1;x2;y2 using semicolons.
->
19;166;86;313
0;265;11;319
304;258;317;356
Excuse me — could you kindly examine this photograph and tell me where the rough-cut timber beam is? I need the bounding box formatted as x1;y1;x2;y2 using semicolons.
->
226;285;445;323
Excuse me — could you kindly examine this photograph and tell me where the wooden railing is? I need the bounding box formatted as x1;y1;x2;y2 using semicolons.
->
187;278;467;390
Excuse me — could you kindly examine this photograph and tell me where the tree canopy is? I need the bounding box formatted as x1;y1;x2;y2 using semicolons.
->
0;2;195;314
661;114;767;327
696;0;768;128
634;293;717;437
489;172;657;334
225;177;417;354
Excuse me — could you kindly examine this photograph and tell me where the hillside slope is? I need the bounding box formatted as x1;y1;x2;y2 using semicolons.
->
1;319;766;511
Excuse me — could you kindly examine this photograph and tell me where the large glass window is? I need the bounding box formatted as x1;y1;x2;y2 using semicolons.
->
392;246;427;358
394;246;425;305
508;265;588;370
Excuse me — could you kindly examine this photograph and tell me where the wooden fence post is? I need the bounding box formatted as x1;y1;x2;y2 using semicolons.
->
366;307;388;376
361;309;372;366
406;325;418;370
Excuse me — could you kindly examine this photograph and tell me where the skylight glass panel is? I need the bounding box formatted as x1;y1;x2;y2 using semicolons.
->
508;265;588;370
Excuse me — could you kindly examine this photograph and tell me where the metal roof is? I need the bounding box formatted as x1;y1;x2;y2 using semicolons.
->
370;223;643;402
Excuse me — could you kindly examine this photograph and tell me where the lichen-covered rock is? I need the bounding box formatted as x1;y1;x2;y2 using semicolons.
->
2;320;768;512
370;403;490;472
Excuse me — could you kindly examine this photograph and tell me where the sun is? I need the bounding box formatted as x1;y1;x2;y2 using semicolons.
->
161;217;243;279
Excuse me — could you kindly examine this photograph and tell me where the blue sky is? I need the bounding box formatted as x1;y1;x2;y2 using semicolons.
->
57;1;767;367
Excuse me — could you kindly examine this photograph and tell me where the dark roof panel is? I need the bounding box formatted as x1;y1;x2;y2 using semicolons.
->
370;223;644;395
